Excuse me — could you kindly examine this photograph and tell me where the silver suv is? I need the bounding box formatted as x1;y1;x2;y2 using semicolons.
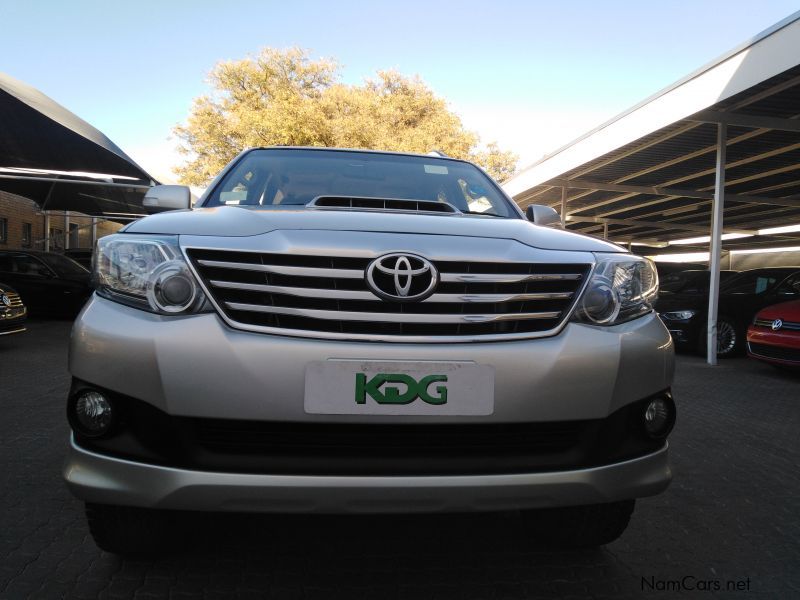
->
64;147;675;554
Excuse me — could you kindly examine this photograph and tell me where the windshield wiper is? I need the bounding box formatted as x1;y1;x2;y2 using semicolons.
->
461;211;505;217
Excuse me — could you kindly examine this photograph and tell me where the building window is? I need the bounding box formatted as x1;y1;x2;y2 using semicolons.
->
22;222;33;247
0;218;7;244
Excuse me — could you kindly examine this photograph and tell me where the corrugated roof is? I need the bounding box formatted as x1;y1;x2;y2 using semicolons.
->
502;12;800;253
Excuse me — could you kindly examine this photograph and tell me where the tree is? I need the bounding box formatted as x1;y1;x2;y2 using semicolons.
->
174;48;518;185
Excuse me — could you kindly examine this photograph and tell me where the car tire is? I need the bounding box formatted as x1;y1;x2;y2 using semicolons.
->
715;316;742;358
85;503;183;556
519;500;635;548
696;316;742;358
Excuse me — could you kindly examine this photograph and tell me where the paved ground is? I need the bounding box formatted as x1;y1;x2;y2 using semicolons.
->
1;319;799;600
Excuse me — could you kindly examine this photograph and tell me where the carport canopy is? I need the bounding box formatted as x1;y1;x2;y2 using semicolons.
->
502;11;800;365
0;71;156;217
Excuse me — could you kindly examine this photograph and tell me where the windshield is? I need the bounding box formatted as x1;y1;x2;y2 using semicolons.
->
660;270;737;293
39;253;89;278
720;271;785;295
660;271;705;293
203;149;516;217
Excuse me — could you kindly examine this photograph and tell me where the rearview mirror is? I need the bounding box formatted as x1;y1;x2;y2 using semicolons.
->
525;204;562;228
143;185;191;213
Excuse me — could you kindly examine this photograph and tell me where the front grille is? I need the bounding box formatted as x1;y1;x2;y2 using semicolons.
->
187;248;590;341
1;291;24;308
754;318;800;331
749;342;800;362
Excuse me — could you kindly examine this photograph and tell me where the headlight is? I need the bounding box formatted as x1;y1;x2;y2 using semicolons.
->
574;253;658;326
660;310;696;321
94;234;210;315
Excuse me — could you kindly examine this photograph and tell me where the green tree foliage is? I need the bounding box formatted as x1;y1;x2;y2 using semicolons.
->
174;48;518;185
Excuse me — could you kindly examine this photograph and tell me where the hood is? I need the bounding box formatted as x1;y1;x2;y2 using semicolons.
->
124;206;625;253
654;292;705;313
755;299;800;321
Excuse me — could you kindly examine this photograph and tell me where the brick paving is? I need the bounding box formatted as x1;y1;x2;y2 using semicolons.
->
1;319;798;599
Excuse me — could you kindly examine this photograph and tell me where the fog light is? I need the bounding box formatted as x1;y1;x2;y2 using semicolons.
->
642;396;675;439
72;391;114;437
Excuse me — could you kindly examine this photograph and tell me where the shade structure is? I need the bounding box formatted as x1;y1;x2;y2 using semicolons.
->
502;11;800;365
0;71;156;217
502;11;800;254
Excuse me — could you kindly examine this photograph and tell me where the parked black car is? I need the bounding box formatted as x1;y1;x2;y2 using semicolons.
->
654;261;710;279
64;248;93;270
656;267;800;357
0;282;27;336
659;269;739;295
0;251;91;317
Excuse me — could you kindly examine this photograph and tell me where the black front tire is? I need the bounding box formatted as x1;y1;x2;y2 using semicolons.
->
696;316;742;358
715;316;743;358
85;503;182;556
520;500;635;548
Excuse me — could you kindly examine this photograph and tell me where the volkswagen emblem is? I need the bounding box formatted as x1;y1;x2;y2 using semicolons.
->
771;319;783;331
366;253;438;302
1;295;10;307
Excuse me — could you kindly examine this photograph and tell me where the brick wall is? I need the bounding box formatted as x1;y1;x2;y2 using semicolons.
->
0;190;123;251
0;191;44;249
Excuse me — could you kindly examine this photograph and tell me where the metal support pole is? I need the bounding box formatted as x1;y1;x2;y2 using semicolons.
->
91;217;97;247
603;223;609;239
64;211;70;250
707;123;727;366
560;186;567;226
44;212;50;252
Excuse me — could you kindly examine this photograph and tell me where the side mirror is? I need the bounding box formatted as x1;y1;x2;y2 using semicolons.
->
142;185;192;213
525;204;562;228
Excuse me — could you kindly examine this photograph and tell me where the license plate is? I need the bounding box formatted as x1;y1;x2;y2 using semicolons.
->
304;360;494;415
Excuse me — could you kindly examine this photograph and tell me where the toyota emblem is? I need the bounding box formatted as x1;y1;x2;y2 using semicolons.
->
366;253;438;302
771;319;783;331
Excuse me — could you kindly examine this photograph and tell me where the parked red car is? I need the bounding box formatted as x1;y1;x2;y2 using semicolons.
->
747;300;800;368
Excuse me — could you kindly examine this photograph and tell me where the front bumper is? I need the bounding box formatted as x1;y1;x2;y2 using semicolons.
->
747;326;800;365
70;296;674;423
64;435;671;513
66;296;675;511
659;316;699;346
0;307;26;336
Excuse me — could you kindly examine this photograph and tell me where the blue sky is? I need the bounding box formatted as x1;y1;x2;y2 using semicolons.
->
2;0;798;181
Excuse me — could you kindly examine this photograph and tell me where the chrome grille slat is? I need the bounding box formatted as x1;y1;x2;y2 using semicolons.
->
441;273;582;283
225;302;562;323
211;280;372;300
2;292;24;307
197;259;363;279
440;292;573;303
188;248;590;341
209;280;573;303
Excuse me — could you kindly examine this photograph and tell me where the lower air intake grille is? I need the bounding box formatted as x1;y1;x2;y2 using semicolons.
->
749;342;800;362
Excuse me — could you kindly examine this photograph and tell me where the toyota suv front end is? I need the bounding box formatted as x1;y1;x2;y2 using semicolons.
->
64;147;675;554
